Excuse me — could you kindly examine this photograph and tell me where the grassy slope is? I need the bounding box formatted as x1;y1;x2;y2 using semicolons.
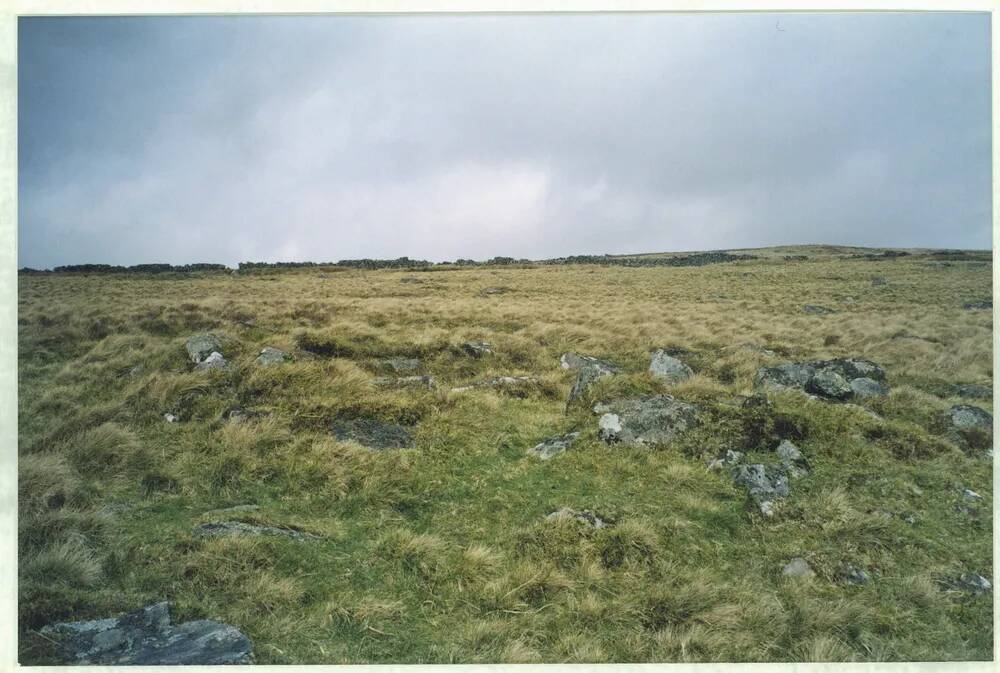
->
17;249;993;663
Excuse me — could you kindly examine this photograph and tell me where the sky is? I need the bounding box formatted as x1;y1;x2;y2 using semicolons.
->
18;12;992;268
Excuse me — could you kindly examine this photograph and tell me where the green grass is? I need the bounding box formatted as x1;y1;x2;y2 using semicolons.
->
17;248;992;663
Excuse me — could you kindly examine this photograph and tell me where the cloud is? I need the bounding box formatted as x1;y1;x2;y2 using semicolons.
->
18;12;991;268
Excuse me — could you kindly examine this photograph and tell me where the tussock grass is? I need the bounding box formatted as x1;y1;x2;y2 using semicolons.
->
16;251;993;663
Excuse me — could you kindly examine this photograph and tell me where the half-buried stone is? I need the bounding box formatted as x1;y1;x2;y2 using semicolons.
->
194;351;229;371
732;463;789;517
331;417;414;449
560;352;620;372
373;375;437;390
593;395;699;448
944;404;993;457
649;349;694;385
775;439;810;477
567;361;617;406
193;521;318;541
39;601;253;665
545;507;610;529
528;432;580;460
256;346;288;365
185;333;223;364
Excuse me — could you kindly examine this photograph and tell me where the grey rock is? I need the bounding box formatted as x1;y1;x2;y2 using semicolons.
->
459;340;493;358
782;558;814;578
545;507;609;529
40;601;253;665
256;346;288;365
708;449;744;471
963;299;992;310
399;276;425;284
379;357;422;373
592;395;700;448
955;573;992;596
451;376;537;393
373;375;437;390
185;334;223;364
528;432;581;460
479;286;510;296
193;521;318;541
194;351;228;371
805;370;852;401
330;417;414;449
559;352;619;372
732;463;789;517
838;564;871;585
648;350;694;385
947;404;992;431
163;413;179;424
961;488;982;501
567;362;616;404
871;276;888;286
803;305;836;315
755;358;888;401
775;440;810;477
951;384;992;400
850;377;889;398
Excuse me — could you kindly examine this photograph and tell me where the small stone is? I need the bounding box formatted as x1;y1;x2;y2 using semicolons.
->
871;276;888;286
559;353;619;372
803;305;836;315
838;563;871;585
400;276;425;284
782;558;814;578
775;439;810;477
708;449;744;471
479;286;509;296
374;375;437;390
185;334;223;364
963;299;992;310
567;362;616;404
598;413;623;443
195;351;228;371
545;507;609;529
955;573;992;596
528;432;581;460
459;340;493;358
451;376;537;394
649;349;694;385
962;488;982;501
164;413;178;423
947;404;992;431
256;347;288;365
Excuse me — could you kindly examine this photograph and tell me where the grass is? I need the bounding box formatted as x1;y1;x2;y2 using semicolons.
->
17;248;993;663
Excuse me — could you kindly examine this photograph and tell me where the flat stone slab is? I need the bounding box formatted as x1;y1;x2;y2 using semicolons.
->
593;395;699;447
193;521;318;540
527;432;580;460
256;346;288;365
331;417;415;449
559;353;620;372
373;375;437;390
40;601;253;665
451;376;538;393
378;357;422;372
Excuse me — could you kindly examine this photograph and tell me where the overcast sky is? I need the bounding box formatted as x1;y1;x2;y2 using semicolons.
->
18;12;991;268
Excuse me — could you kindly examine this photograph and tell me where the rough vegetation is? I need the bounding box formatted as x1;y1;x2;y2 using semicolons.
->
17;246;992;663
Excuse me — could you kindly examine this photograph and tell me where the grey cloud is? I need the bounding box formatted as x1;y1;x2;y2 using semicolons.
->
18;12;991;268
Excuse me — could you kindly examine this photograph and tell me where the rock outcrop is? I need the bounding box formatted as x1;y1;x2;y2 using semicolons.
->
185;334;223;364
593;395;699;447
754;358;889;401
40;602;253;665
